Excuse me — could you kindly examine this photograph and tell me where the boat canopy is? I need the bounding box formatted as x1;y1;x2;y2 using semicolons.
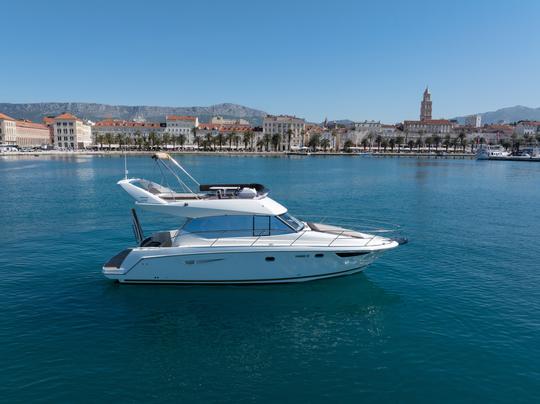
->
117;154;286;218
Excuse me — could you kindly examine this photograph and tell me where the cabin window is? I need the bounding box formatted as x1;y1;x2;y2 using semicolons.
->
278;213;304;232
253;216;270;236
182;215;253;238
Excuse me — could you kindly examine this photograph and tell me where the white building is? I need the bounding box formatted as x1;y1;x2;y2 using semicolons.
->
515;121;540;136
0;113;51;147
465;114;482;128
403;119;454;135
53;113;93;150
262;115;306;151
165;116;198;143
93;119;164;144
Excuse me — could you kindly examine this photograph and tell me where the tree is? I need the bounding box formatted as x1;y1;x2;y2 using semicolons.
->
148;132;158;150
204;133;213;150
415;136;424;152
286;128;293;151
216;133;224;150
191;126;198;147
443;134;451;152
389;137;396;152
343;139;354;152
432;135;441;151
256;138;265;151
162;133;171;150
105;132;113;150
226;132;235;150
134;131;144;150
360;137;369;151
243;131;253;150
425;136;433;152
381;139;389;152
178;134;186;149
375;135;382;152
461;137;468;152
457;131;466;152
96;134;105;150
271;133;281;151
407;139;415;151
262;133;272;151
320;138;330;151
395;135;404;153
114;133;124;149
233;134;240;150
307;133;321;151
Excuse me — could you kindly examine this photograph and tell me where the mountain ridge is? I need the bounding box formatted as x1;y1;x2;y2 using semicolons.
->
0;102;268;125
453;105;540;124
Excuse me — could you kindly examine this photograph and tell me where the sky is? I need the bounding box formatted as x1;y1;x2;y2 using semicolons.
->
2;0;540;123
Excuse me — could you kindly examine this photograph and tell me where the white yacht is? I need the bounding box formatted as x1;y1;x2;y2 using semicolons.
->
103;153;405;284
476;145;510;160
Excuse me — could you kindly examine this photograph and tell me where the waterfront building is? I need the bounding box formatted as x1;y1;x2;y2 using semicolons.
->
262;115;306;151
165;116;198;141
53;113;93;149
0;113;51;147
197;122;253;149
210;116;250;125
420;87;432;121
93;119;165;145
465;114;482;128
380;124;398;139
515;121;540;136
403;119;454;135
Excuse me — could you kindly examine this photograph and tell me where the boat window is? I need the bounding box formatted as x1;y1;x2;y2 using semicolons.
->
182;216;253;238
253;215;270;236
278;213;304;232
270;216;296;234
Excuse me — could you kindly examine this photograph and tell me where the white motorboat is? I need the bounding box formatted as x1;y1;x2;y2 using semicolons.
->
476;145;510;160
103;153;405;284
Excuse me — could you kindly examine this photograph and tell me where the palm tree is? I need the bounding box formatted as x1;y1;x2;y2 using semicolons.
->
320;138;330;151
415;136;424;152
148;132;158;150
425;136;433;152
162;133;171;150
216;133;224;150
96;134;105;150
204;133;213;150
395;135;404;153
191;126;198;148
233;134;240;150
271;133;281;151
360;138;369;151
366;132;375;151
330;130;338;151
407;139;415;151
286;129;293;151
243;131;253;150
135;131;144;150
432;135;441;151
105;132;114;150
375;135;382;152
226;132;235;150
457;131;466;151
443;134;451;152
389;138;396;152
461;137;468;152
381;139;389;152
343;139;354;152
114;133;124;150
256;139;265;151
178;134;186;149
262;134;272;151
307;134;321;152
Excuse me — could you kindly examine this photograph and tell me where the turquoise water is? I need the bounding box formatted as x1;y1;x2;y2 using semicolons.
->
1;155;539;402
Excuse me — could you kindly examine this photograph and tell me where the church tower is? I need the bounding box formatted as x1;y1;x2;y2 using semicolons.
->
420;87;432;121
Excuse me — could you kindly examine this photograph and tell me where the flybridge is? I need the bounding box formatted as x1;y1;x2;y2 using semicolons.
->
118;153;286;218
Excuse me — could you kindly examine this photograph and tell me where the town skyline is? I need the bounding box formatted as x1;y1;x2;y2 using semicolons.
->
3;0;540;123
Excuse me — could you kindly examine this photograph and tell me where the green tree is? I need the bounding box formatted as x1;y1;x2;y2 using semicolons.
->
407;139;415;151
105;132;113;150
375;135;382;152
243;131;253;150
307;133;321;151
286;128;293;151
262;134;272;151
320;138;330;151
432;135;441;151
443;134;451;152
395;135;404;153
271;133;281;151
343;139;354;152
389;137;396;152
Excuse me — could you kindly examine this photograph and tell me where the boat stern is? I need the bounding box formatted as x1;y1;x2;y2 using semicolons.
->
102;248;132;280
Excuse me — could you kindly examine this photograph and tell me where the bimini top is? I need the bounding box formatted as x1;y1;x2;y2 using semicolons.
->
117;153;287;218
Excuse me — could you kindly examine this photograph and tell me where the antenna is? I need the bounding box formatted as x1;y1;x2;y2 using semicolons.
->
124;147;128;179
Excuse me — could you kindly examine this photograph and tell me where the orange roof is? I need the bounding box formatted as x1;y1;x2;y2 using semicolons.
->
404;119;452;125
166;115;197;121
54;112;80;121
197;123;252;132
43;117;55;125
0;112;15;121
16;120;48;130
95;119;161;128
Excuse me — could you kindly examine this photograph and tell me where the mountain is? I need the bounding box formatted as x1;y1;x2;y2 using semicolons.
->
454;105;540;124
0;102;267;125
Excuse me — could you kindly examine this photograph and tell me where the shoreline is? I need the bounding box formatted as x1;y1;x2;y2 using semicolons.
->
0;150;476;159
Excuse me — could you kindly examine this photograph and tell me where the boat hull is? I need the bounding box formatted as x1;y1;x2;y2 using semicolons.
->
103;248;388;284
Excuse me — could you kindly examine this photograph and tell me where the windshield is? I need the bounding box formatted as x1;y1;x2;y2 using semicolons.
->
278;213;305;232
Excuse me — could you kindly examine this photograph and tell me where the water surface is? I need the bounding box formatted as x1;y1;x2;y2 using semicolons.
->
0;155;539;402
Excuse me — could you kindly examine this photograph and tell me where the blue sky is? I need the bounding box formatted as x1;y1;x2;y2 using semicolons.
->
2;0;540;122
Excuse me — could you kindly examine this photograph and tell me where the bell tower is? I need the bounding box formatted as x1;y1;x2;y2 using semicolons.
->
420;87;432;121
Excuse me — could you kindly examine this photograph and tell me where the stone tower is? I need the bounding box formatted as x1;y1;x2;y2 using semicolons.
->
420;87;432;121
